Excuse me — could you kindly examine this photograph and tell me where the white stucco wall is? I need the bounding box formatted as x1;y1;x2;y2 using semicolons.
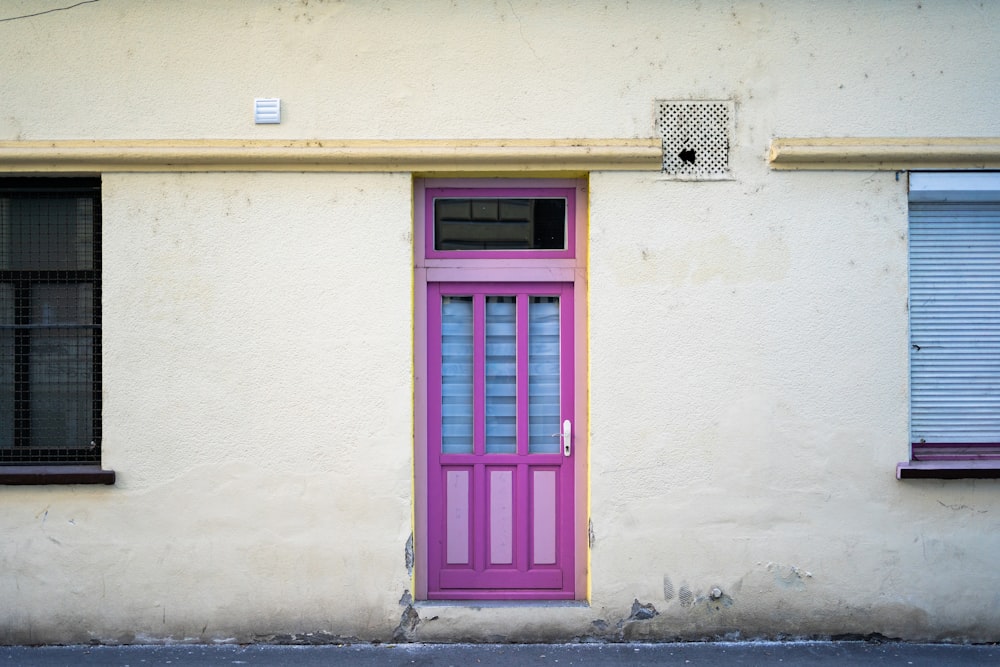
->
2;171;415;643
588;169;995;641
2;0;999;644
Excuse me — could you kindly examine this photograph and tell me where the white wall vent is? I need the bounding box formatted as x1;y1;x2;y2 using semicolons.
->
655;100;733;179
254;98;281;124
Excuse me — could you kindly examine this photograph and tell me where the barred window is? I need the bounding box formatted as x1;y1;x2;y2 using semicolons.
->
0;178;101;466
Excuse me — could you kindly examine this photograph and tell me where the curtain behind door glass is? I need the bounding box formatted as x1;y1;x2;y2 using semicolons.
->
441;296;473;454
529;297;560;453
485;296;517;453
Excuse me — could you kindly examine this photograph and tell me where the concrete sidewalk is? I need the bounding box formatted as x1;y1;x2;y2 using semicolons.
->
2;642;999;666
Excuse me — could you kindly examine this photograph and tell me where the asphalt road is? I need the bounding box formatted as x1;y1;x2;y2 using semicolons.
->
2;642;1000;666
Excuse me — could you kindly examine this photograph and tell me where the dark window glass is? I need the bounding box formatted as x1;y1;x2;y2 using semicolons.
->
0;179;101;464
434;198;566;250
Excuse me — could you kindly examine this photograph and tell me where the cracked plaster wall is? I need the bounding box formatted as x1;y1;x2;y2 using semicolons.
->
2;0;1000;645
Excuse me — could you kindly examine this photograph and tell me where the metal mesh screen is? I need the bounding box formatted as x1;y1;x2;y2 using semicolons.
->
0;178;101;465
655;100;733;178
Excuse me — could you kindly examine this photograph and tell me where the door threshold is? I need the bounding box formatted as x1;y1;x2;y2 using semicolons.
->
416;600;590;608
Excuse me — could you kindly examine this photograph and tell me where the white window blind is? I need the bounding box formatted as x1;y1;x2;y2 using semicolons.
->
909;174;1000;446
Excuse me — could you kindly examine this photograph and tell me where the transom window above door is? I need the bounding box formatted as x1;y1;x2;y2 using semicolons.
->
424;187;577;259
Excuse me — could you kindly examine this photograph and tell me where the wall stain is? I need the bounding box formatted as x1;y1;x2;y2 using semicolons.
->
663;575;675;601
678;585;695;607
611;233;790;287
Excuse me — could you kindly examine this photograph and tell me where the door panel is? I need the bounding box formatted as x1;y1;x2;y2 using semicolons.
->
427;282;574;599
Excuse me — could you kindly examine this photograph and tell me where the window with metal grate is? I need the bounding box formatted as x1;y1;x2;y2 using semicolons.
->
0;178;101;467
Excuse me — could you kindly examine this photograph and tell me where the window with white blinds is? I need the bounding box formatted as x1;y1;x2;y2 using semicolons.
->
909;173;1000;458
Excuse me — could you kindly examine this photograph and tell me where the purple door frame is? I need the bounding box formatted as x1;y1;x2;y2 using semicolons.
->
413;178;588;602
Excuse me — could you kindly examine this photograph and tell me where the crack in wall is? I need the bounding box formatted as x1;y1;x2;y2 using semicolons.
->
0;0;100;23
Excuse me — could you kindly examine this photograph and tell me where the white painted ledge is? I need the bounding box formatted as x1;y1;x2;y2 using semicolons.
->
769;137;1000;171
0;139;663;174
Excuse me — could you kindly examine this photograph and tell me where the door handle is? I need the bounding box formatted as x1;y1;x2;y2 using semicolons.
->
561;419;572;457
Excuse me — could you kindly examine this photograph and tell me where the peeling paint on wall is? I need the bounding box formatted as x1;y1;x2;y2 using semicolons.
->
404;533;414;577
628;599;659;621
393;590;420;642
766;562;813;589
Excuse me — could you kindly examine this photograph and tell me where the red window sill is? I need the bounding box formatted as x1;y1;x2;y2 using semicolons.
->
897;460;1000;479
0;465;116;485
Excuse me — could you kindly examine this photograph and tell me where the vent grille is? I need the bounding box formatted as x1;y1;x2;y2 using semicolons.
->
655;100;733;179
254;98;281;124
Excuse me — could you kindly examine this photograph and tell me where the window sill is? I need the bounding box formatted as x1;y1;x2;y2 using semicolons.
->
896;460;1000;480
0;465;115;485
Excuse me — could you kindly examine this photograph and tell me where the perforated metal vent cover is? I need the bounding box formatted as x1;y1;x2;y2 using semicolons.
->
655;100;733;179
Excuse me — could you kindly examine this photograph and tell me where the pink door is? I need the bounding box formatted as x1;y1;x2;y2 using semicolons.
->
426;281;575;599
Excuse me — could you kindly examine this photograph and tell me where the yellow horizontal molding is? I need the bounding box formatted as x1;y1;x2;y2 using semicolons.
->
0;139;662;174
769;137;1000;170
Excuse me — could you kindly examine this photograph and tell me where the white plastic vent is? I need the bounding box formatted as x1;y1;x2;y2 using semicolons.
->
254;98;281;124
655;100;733;179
